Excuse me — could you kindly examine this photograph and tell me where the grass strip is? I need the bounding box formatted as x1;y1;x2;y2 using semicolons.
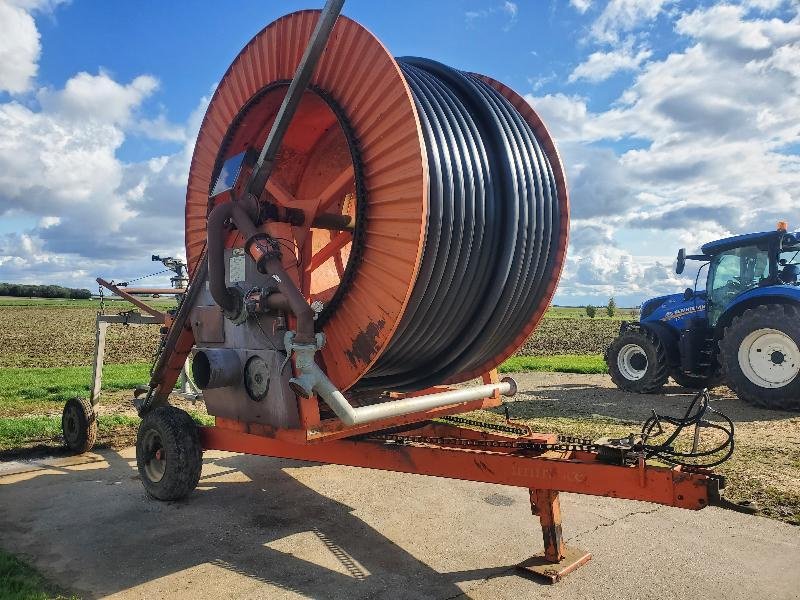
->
0;364;152;414
0;412;214;451
500;354;608;374
0;548;77;600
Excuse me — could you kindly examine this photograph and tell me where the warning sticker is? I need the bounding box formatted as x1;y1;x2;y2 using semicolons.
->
229;248;246;283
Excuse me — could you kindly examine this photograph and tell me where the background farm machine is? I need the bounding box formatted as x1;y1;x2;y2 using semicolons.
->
606;225;800;411
59;1;735;583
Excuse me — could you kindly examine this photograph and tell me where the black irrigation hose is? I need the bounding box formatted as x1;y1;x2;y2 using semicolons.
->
357;58;562;392
639;389;735;468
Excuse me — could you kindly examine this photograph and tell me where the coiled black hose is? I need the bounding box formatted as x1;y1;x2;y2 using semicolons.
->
357;58;563;392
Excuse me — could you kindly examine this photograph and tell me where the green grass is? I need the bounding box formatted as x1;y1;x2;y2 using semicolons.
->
0;549;76;600
0;415;138;451
0;296;176;310
0;412;213;452
0;364;152;415
500;353;608;374
0;361;211;449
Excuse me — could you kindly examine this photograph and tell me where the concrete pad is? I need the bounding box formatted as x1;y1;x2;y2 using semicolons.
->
1;447;798;599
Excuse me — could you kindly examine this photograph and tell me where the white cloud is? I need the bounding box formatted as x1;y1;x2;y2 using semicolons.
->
0;0;68;94
132;113;187;143
531;2;800;303
465;1;518;30
570;0;592;15
0;0;41;93
38;71;159;126
569;40;652;82
590;0;672;44
0;0;208;289
743;0;790;12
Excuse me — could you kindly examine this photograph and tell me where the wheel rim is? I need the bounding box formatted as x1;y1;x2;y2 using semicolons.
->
141;429;166;483
738;328;800;389
63;404;79;444
617;343;648;381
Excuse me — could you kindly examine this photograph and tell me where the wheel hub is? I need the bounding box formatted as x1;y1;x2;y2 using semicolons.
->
141;429;166;483
64;406;78;441
738;328;800;389
617;343;648;381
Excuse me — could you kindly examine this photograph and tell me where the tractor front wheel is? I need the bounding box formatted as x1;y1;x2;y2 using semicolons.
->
721;304;800;410
136;406;203;500
605;328;669;393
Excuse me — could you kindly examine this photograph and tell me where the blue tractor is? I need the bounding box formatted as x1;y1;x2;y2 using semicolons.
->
605;224;800;410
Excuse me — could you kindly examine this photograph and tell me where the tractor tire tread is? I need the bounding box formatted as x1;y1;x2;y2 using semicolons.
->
605;327;669;393
720;303;800;411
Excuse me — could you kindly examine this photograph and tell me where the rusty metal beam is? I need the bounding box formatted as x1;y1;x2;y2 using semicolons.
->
117;287;186;295
96;278;165;321
199;426;713;509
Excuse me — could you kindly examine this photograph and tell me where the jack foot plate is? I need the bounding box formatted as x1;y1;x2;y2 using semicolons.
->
517;546;592;584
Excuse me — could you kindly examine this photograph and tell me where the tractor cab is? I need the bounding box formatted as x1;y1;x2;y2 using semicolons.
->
679;226;800;326
606;223;800;411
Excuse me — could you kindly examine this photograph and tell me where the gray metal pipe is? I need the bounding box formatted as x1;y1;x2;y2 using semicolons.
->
319;376;516;426
192;349;242;389
286;333;517;426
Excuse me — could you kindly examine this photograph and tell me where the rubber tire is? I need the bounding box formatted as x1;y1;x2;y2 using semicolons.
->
720;304;800;411
62;397;97;454
606;329;669;393
136;406;203;500
670;370;722;390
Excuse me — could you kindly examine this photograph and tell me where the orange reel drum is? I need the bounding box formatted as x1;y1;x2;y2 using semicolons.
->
185;11;568;392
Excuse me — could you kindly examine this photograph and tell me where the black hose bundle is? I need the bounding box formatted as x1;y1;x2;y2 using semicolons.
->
358;58;563;392
638;389;735;468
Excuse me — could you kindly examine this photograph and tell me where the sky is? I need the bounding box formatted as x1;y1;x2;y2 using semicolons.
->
0;0;798;306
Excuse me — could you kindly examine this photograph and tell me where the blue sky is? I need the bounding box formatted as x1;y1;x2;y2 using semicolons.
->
0;0;798;306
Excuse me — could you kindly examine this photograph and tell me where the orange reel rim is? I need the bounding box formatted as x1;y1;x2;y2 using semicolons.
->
185;11;429;390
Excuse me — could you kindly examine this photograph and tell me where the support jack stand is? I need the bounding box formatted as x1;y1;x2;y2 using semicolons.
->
517;489;592;584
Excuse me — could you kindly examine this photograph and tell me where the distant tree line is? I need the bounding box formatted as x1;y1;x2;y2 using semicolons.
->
0;282;92;299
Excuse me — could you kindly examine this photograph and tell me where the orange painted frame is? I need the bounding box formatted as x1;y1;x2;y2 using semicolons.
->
199;423;714;511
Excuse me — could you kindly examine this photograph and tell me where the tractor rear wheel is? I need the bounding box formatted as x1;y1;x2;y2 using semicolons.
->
720;304;800;410
136;406;203;500
670;370;722;390
605;328;669;393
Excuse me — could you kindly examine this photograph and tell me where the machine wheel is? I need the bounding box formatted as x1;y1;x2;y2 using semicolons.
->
62;397;97;453
670;370;722;390
136;406;203;500
720;304;800;410
605;328;669;393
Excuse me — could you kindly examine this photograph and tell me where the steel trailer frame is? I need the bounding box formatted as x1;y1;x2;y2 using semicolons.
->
197;380;721;583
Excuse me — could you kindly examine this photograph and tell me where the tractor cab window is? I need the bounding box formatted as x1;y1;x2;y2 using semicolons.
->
708;245;770;325
779;246;800;285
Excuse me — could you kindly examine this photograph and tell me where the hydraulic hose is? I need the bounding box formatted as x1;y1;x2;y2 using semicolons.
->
358;58;562;392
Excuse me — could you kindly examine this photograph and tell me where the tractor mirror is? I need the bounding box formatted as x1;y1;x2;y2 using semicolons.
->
676;248;686;274
683;287;694;301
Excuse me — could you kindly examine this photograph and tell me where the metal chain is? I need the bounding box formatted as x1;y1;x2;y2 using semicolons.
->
371;432;597;453
369;414;598;453
438;414;530;436
118;269;170;286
